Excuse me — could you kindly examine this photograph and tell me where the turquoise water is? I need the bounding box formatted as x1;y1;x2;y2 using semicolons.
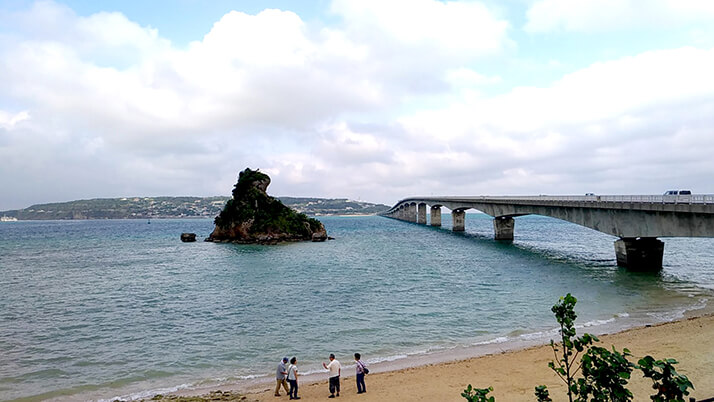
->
1;215;714;401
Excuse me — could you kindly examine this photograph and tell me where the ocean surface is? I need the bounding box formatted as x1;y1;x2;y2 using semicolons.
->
2;214;714;401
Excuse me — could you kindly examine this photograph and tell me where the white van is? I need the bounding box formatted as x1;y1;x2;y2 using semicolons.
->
663;190;692;203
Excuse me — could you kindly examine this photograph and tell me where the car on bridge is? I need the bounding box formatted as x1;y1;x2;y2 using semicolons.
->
664;190;692;195
663;190;692;203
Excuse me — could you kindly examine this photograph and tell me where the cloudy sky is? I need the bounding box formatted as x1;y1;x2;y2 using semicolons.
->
1;0;714;210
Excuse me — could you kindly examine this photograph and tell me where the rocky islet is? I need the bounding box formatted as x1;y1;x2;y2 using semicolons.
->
205;168;327;244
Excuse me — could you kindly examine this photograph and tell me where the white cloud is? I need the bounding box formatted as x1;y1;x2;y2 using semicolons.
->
195;9;314;67
328;0;511;99
331;0;510;54
0;110;30;130
525;0;714;33
445;68;501;90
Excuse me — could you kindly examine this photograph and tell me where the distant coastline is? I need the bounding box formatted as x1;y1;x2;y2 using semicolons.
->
0;196;389;220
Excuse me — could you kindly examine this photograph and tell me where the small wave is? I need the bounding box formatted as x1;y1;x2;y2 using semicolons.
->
402;344;453;356
193;377;227;386
472;336;509;346
299;368;330;376
689;298;708;309
102;383;193;402
576;317;615;328
646;298;710;322
17;368;68;380
194;372;269;384
491;315;629;344
364;353;409;365
506;329;530;337
237;373;269;380
518;330;556;341
647;310;686;321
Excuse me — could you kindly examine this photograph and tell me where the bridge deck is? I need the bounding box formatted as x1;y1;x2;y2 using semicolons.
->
388;195;714;215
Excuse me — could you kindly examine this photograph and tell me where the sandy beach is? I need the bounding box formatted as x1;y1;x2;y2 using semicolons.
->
205;314;714;402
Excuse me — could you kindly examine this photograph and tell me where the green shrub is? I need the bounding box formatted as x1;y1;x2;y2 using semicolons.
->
576;346;634;401
637;356;693;402
461;385;495;402
534;385;552;401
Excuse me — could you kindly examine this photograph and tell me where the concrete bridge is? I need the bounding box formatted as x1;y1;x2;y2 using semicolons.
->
382;194;714;271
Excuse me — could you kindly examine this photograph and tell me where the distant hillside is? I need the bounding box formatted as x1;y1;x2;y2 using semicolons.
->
0;196;389;220
279;197;388;216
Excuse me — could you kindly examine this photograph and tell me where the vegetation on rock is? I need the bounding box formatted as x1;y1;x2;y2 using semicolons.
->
207;168;327;243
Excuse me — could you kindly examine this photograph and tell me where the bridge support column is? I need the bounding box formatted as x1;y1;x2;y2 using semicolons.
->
407;204;417;222
430;206;441;226
493;216;514;241
614;237;664;271
417;203;427;224
452;210;465;231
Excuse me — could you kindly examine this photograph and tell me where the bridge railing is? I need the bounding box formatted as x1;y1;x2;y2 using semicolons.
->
394;194;714;207
526;194;714;204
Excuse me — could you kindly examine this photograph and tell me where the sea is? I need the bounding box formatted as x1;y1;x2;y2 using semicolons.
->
2;214;714;401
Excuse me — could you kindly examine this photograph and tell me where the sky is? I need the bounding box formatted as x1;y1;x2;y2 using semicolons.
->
1;0;714;210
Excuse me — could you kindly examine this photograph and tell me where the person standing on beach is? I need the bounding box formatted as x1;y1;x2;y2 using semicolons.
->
322;353;341;398
287;356;300;400
275;357;290;396
354;353;367;394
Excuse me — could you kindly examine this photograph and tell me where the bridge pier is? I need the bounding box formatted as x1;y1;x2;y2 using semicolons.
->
430;206;441;226
417;203;427;224
408;203;417;222
614;237;664;271
452;209;465;231
494;216;514;241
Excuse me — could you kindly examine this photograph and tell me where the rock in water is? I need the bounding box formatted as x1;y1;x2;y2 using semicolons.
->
205;168;327;244
181;233;197;242
312;231;327;242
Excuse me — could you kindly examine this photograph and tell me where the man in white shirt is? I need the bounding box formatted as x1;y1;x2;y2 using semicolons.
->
322;353;341;398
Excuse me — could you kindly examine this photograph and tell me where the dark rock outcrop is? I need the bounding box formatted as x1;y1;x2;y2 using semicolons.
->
181;233;197;242
205;168;327;244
